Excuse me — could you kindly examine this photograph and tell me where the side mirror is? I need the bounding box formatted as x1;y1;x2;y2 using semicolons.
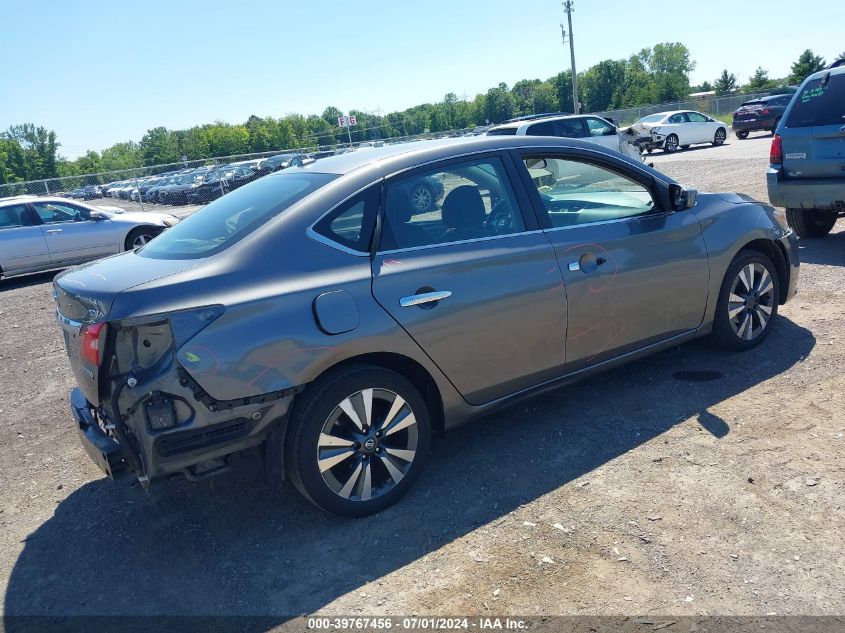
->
670;184;697;210
89;210;106;221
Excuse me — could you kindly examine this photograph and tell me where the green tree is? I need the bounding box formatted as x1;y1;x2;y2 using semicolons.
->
744;67;776;92
578;59;626;112
714;69;738;95
4;124;60;180
789;49;826;83
483;83;514;124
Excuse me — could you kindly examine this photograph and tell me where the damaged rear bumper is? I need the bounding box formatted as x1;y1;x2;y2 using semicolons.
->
71;387;128;479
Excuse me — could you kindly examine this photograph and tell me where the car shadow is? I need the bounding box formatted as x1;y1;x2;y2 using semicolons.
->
0;271;59;292
796;229;845;267
4;318;814;622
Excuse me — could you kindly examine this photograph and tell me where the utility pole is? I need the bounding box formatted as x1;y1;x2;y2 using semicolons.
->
561;1;578;114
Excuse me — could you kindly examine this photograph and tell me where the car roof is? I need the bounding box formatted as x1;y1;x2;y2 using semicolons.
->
286;135;629;177
489;113;596;131
0;196;93;207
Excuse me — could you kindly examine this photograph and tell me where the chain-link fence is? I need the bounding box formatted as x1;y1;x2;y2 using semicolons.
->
594;91;778;127
0;128;483;209
0;90;789;205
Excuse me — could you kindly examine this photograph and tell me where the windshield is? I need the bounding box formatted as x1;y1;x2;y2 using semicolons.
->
138;172;337;259
638;114;665;123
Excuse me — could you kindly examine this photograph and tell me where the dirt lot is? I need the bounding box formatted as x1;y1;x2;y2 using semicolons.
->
1;139;843;621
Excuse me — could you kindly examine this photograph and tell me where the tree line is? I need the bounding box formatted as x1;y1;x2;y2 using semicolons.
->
2;45;841;184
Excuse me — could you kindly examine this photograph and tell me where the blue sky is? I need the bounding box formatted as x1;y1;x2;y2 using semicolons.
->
2;0;842;159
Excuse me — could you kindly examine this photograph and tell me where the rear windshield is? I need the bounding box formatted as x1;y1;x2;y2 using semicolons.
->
138;172;336;259
786;73;845;127
486;127;518;136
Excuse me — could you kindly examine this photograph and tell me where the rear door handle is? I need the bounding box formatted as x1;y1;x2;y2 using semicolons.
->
400;290;452;307
46;229;63;234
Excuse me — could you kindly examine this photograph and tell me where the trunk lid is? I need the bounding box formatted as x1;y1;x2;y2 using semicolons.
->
54;251;199;404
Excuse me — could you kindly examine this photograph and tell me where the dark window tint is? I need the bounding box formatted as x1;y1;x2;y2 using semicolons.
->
526;121;556;136
0;204;29;229
486;127;518;136
556;118;587;137
313;185;379;252
786;74;845;127
139;172;337;259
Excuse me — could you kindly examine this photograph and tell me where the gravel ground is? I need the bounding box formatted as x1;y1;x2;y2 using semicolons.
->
1;139;843;621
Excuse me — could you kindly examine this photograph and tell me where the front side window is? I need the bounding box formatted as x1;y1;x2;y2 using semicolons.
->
380;156;524;251
139;172;337;259
33;202;89;224
521;156;655;228
585;117;615;136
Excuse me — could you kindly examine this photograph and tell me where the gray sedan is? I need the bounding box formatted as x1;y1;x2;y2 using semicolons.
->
53;136;798;516
0;197;179;279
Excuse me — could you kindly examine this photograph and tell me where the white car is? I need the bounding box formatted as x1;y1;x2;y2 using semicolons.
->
627;110;729;153
486;114;644;162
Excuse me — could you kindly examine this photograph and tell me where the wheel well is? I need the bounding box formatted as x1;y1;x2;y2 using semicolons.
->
324;352;446;433
739;238;790;304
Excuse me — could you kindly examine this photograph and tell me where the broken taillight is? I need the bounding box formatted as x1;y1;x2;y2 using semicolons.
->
81;322;107;366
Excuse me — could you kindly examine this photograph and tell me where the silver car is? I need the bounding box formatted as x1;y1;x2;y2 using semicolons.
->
54;136;798;516
0;197;178;279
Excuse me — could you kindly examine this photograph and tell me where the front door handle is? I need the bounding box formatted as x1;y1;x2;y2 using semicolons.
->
400;290;452;308
46;229;63;234
569;253;607;274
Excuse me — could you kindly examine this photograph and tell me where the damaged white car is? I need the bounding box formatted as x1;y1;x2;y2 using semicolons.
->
487;114;643;162
623;110;729;154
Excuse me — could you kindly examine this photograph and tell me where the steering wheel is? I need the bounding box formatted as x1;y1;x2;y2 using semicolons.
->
486;198;514;232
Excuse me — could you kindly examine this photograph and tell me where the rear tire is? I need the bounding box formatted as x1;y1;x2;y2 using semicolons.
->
786;208;837;239
285;365;431;517
735;130;749;140
713;127;727;146
713;250;779;351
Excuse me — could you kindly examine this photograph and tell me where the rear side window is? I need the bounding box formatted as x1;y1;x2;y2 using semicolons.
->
0;204;29;229
526;121;556;136
139;172;336;259
312;184;379;252
786;74;845;127
486;127;518;136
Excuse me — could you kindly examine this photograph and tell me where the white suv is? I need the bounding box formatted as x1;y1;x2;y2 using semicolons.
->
486;114;643;161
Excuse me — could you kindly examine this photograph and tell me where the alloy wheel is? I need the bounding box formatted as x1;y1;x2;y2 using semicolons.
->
410;186;433;212
132;232;154;248
317;388;419;502
714;128;726;145
727;262;775;341
664;135;679;152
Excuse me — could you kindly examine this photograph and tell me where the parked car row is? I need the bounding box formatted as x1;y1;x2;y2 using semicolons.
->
61;152;318;207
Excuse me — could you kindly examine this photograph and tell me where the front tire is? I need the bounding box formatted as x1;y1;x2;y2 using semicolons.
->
713;127;727;146
124;227;159;250
409;184;435;213
285;365;431;517
663;134;679;153
713;250;779;351
786;208;837;239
